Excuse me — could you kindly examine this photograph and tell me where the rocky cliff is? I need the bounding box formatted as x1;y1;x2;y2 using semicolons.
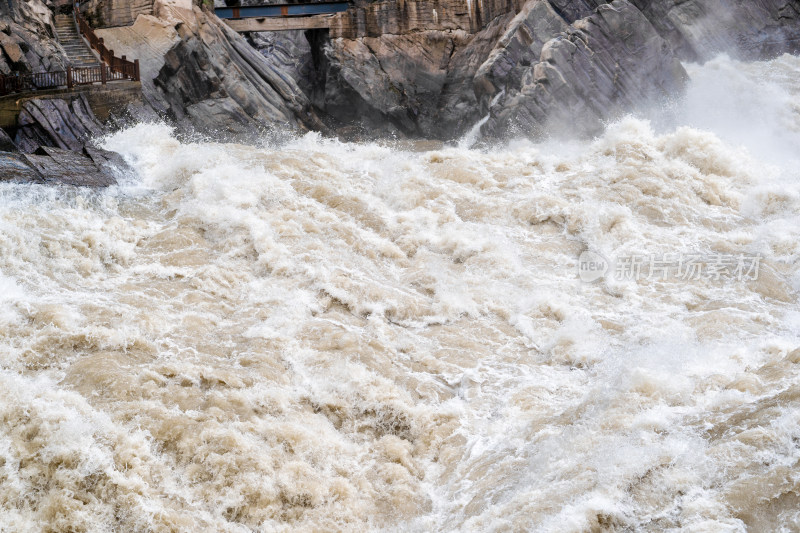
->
2;0;799;162
310;0;800;139
0;0;69;75
93;0;325;138
0;0;132;186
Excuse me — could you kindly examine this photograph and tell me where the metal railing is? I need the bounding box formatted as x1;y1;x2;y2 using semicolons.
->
0;66;134;95
75;4;140;81
0;5;139;96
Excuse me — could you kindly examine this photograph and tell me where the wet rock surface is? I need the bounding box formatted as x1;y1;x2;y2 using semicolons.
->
315;0;800;139
0;144;124;187
14;94;106;153
480;0;688;138
149;6;325;137
630;0;800;62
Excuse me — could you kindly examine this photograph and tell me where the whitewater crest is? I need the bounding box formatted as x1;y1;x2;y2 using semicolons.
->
0;55;799;531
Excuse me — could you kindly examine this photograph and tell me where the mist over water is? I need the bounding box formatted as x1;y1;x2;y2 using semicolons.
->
1;54;799;532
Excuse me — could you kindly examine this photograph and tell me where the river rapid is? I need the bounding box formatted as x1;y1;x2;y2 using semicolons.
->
1;54;799;532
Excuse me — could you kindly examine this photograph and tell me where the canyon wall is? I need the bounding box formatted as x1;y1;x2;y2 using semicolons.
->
3;0;800;147
307;0;800;138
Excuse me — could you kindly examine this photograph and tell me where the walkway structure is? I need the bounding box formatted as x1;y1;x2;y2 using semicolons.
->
0;7;139;96
216;1;349;32
55;14;100;68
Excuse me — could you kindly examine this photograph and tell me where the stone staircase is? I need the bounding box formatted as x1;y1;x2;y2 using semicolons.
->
54;14;100;68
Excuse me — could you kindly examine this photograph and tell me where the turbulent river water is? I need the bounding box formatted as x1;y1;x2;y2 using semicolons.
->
1;54;800;532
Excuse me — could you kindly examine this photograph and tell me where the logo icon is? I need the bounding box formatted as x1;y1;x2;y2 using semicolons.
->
578;251;609;283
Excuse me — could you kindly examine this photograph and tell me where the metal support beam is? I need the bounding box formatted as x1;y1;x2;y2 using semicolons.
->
216;2;348;19
223;14;336;31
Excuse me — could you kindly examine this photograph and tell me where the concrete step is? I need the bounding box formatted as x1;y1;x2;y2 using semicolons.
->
53;13;103;68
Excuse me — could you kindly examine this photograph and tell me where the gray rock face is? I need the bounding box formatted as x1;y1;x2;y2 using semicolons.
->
323;31;472;137
319;0;800;139
0;145;124;187
473;0;569;108
630;0;800;61
24;146;118;186
14;94;106;153
150;7;325;137
547;0;608;23
481;0;687;138
0;152;44;182
0;0;68;75
247;30;319;106
4;93;128;186
318;0;682;139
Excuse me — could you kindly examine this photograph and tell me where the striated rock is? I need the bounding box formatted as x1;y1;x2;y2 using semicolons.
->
547;0;608;22
435;13;517;135
473;0;569;107
317;0;687;139
247;30;319;106
79;0;155;29
629;0;800;61
145;5;325;136
14;94;106;153
24;146;117;187
0;145;122;187
84;144;129;177
319;0;799;140
95;15;181;112
482;0;687;138
324;31;473;136
0;151;44;182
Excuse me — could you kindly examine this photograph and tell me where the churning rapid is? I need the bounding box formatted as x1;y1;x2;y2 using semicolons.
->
1;54;799;532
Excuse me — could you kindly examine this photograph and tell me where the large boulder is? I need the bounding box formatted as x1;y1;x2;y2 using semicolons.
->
324;30;478;137
0;145;125;187
14;94;106;153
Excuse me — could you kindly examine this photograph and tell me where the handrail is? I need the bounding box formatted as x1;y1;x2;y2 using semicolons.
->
0;4;139;97
0;66;132;96
74;3;140;81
